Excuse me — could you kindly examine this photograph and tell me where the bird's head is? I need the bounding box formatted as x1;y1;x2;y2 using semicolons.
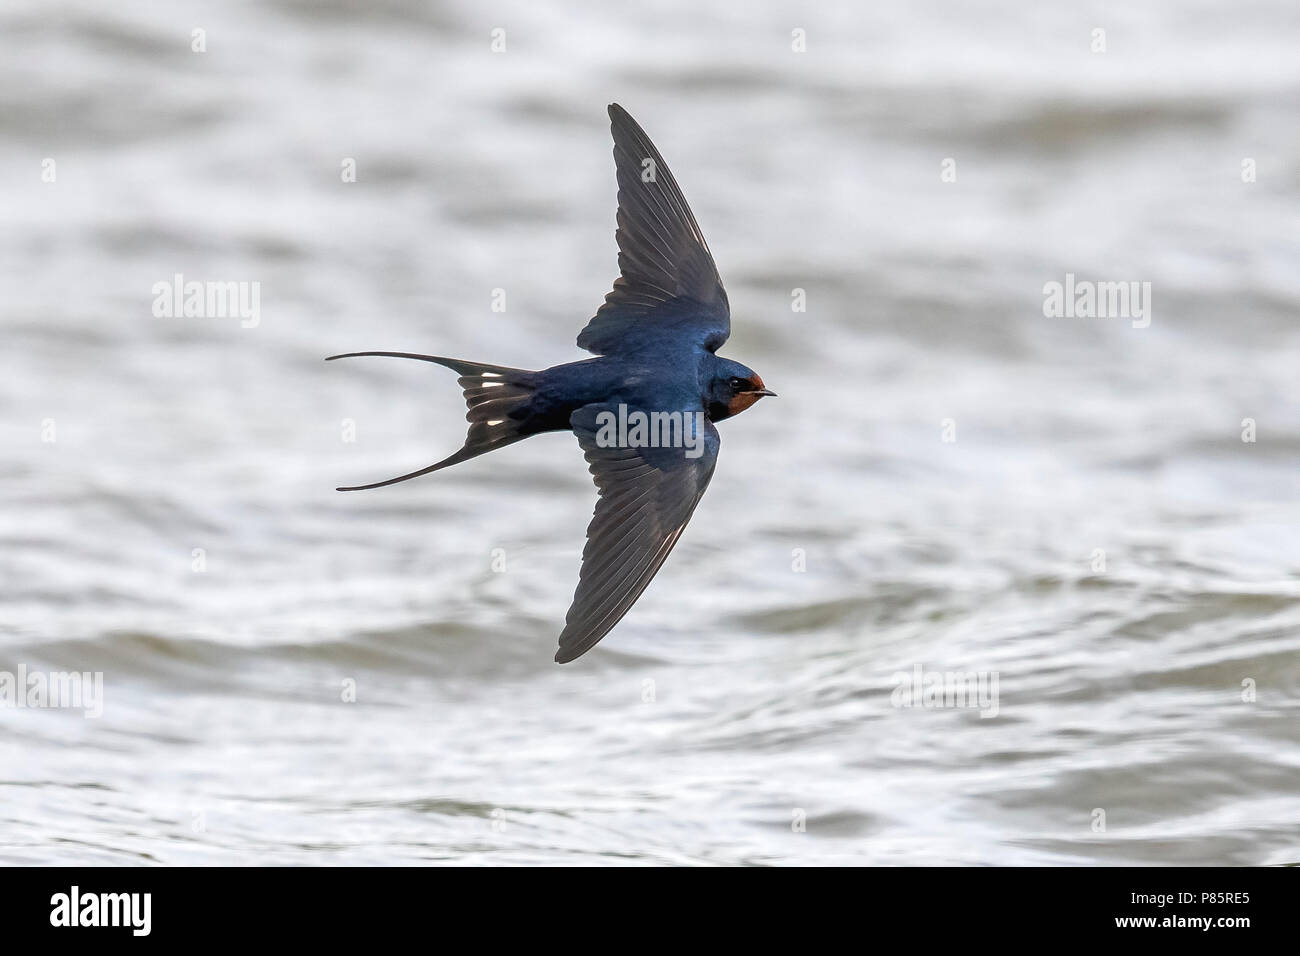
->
706;359;776;421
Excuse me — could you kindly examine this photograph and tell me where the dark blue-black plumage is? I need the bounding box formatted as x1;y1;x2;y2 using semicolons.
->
329;104;774;662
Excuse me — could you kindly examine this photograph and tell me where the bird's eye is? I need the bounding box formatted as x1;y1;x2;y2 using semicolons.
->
728;376;746;390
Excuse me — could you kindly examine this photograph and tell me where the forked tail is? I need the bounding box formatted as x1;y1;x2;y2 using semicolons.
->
325;351;538;491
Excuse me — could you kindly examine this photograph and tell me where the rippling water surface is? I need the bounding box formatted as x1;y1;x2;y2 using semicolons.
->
2;1;1299;864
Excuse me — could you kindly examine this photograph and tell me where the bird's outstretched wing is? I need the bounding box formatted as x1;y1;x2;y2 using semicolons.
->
555;403;721;663
576;103;730;356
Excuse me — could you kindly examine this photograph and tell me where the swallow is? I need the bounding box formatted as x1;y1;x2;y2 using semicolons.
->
329;104;774;662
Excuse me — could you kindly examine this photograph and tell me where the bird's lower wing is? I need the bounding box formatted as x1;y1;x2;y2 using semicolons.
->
555;403;720;663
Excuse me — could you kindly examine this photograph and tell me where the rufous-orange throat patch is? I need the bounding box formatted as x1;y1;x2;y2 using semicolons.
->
727;391;764;416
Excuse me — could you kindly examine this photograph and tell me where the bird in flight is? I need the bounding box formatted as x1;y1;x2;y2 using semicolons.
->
329;104;775;662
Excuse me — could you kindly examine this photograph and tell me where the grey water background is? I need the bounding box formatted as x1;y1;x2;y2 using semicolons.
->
2;0;1298;865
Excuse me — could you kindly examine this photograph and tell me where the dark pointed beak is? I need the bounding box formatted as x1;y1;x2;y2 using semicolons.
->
753;388;777;398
